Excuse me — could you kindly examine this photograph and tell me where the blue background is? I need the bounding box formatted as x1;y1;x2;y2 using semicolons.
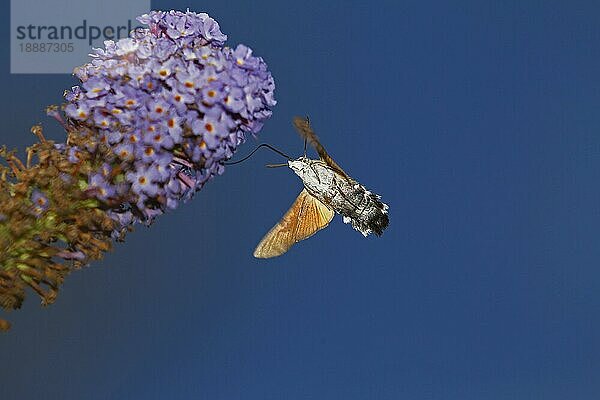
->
2;1;600;399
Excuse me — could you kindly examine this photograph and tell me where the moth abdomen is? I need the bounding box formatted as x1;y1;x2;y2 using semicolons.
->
335;181;389;237
365;195;390;236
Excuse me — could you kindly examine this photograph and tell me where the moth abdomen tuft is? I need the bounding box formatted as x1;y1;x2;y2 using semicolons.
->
370;203;390;236
338;183;389;237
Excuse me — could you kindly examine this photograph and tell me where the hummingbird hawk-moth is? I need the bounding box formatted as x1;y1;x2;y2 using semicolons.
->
253;116;389;258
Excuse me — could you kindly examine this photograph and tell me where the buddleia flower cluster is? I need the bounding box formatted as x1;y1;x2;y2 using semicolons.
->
66;10;276;233
0;10;276;330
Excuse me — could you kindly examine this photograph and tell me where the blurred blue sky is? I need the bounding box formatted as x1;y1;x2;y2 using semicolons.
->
2;1;600;399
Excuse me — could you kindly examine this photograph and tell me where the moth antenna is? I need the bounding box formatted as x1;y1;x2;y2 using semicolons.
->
303;115;310;156
265;163;288;168
303;137;307;157
224;143;292;166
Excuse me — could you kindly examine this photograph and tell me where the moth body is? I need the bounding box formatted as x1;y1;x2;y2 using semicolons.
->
289;157;389;236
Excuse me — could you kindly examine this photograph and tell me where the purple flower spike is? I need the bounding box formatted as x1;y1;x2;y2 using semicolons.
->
0;10;278;326
63;9;276;233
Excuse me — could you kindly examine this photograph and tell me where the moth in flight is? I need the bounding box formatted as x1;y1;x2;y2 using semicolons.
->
253;116;389;258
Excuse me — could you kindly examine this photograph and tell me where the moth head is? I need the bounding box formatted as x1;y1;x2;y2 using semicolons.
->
288;157;310;178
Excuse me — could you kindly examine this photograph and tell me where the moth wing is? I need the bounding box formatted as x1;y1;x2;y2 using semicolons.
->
253;188;334;258
292;116;350;179
293;190;335;243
